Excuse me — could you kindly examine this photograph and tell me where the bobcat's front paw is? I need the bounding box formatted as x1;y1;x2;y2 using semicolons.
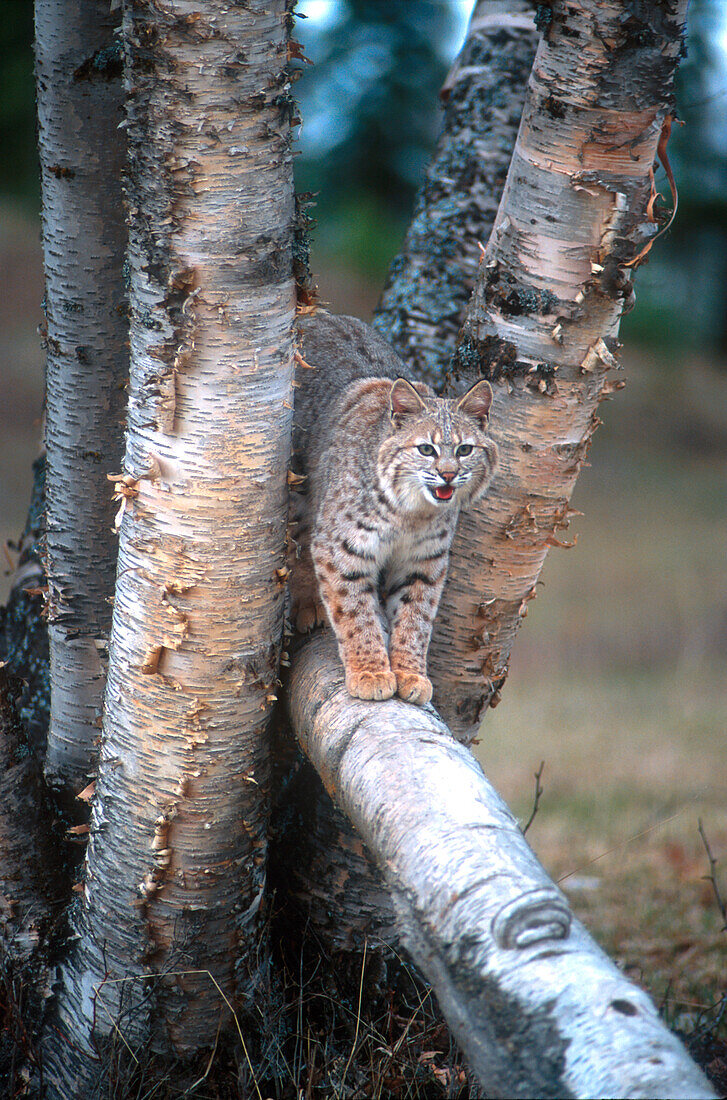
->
346;668;397;701
395;670;433;706
294;600;327;633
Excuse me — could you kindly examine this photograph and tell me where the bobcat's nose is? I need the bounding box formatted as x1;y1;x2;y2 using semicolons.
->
439;467;457;483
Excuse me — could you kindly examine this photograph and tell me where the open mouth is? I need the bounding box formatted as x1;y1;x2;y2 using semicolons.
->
432;485;454;501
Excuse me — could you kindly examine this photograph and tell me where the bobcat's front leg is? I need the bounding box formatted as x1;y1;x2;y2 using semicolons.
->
386;566;447;706
312;534;395;701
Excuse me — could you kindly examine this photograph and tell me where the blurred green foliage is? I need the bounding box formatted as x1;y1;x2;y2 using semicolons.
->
0;1;39;210
292;0;455;278
294;0;452;213
311;192;410;279
621;0;727;350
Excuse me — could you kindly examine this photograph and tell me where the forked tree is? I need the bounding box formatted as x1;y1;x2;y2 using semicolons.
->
0;0;716;1097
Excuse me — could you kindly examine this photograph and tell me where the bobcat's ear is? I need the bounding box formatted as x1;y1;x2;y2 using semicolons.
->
390;378;427;425
456;379;493;429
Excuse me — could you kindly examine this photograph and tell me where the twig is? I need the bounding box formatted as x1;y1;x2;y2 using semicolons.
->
558;807;686;884
522;761;544;835
182;1018;221;1095
91;969;264;1100
339;937;367;1099
698;818;727;931
658;976;674;1019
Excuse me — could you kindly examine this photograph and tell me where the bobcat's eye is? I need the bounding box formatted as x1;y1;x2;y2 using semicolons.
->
456;444;474;457
417;443;437;457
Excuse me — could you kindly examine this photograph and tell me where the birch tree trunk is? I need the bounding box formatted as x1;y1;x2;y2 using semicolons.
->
42;0;296;1092
374;0;538;389
289;634;715;1100
283;1;710;1093
35;0;128;794
428;0;689;739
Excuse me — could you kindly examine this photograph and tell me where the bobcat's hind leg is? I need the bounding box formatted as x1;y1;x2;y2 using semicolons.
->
288;521;327;633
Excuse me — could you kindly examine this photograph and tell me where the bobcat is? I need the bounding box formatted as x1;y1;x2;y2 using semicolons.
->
289;312;498;706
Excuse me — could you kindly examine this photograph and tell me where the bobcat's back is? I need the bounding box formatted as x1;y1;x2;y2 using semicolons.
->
289;311;498;707
293;310;416;475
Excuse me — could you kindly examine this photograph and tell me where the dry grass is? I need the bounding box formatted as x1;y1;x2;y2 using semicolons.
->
476;349;727;1049
480;667;726;1017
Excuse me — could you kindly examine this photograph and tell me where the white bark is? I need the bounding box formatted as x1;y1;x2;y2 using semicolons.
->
289;633;715;1100
42;0;295;1092
374;0;538;388
35;0;128;792
429;0;690;738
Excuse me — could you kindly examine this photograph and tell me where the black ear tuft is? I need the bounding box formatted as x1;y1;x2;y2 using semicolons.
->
456;380;493;428
390;378;427;424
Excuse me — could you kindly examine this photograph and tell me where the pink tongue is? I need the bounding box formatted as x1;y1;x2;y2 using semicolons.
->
435;486;454;500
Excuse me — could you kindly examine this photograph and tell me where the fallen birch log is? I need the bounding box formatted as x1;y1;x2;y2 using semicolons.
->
289;632;715;1099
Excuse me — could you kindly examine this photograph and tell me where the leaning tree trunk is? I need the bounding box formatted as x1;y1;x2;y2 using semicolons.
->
42;0;296;1093
429;0;689;738
374;0;538;388
289;634;714;1100
35;0;128;794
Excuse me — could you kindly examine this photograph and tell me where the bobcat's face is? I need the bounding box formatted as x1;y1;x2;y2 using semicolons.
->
378;379;498;515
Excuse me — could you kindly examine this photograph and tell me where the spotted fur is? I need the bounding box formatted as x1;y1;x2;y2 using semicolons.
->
290;313;498;705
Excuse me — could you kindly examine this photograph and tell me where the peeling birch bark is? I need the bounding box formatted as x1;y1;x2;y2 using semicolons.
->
374;0;538;388
289;634;715;1100
429;0;690;739
42;1;296;1092
35;0;128;793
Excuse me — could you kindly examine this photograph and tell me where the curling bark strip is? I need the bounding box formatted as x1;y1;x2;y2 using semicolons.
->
35;0;128;793
43;0;296;1091
289;634;714;1099
374;0;538;389
428;0;689;739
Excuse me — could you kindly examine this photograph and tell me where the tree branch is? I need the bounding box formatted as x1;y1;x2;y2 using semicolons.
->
374;0;538;389
36;0;128;793
429;0;690;737
289;633;715;1099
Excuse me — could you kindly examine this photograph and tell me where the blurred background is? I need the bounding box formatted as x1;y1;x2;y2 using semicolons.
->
1;0;725;1030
